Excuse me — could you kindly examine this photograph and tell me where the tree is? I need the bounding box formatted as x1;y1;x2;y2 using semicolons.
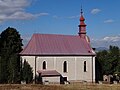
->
0;27;23;83
97;45;120;78
95;57;103;82
109;46;120;75
21;60;33;83
97;50;109;75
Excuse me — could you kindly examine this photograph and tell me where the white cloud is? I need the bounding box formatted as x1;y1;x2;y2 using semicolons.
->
102;36;120;42
104;19;114;23
0;0;48;22
53;15;61;19
91;35;120;48
53;15;79;19
8;12;48;20
0;0;29;14
91;8;101;14
38;13;49;16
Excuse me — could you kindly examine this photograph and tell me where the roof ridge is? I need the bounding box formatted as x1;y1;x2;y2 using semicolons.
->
33;33;78;37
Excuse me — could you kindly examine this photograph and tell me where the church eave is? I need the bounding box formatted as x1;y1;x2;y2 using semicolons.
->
20;53;96;56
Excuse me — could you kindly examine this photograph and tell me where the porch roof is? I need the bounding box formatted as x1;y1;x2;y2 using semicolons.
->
37;70;61;77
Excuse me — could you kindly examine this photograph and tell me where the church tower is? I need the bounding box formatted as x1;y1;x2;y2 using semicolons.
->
78;8;87;38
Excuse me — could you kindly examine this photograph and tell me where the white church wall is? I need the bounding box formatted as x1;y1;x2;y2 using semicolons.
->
93;56;96;82
37;57;54;70
42;76;60;84
76;56;92;82
21;55;95;83
55;57;75;81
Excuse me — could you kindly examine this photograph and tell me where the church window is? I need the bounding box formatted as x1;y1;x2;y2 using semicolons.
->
84;61;87;72
63;61;67;73
43;61;46;69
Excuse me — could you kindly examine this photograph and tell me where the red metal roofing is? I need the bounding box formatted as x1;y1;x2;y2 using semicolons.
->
80;15;85;21
37;70;61;77
20;34;95;56
80;15;86;26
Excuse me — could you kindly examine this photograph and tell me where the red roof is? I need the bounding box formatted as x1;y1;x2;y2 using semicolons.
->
37;70;61;77
80;15;86;26
80;15;85;21
20;34;95;56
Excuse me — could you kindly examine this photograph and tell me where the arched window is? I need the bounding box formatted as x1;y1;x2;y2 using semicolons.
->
63;61;67;73
84;61;86;72
43;61;46;69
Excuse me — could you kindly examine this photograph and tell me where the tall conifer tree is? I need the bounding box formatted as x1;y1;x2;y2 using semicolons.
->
0;27;23;83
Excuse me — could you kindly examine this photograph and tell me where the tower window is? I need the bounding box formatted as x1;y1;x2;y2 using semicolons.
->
43;61;46;69
63;61;67;73
84;61;87;72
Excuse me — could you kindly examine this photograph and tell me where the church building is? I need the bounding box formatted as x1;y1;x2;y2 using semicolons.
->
20;9;96;84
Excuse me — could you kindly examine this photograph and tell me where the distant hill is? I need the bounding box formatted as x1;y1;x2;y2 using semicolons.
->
96;47;108;51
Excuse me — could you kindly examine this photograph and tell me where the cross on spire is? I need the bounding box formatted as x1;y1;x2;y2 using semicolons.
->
81;6;83;15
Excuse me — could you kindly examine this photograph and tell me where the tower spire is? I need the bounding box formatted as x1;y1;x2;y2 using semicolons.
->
78;8;87;38
81;6;83;15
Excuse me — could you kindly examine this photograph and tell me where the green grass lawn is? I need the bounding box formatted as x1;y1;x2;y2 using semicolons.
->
0;83;120;90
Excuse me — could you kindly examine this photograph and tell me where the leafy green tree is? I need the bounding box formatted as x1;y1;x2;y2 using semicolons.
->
0;27;23;83
21;60;33;83
97;45;120;79
97;50;109;75
109;46;120;75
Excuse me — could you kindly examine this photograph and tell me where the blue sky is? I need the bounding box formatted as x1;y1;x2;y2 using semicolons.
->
0;0;120;48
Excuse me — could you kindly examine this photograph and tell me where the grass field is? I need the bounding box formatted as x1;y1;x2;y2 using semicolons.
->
0;83;120;90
